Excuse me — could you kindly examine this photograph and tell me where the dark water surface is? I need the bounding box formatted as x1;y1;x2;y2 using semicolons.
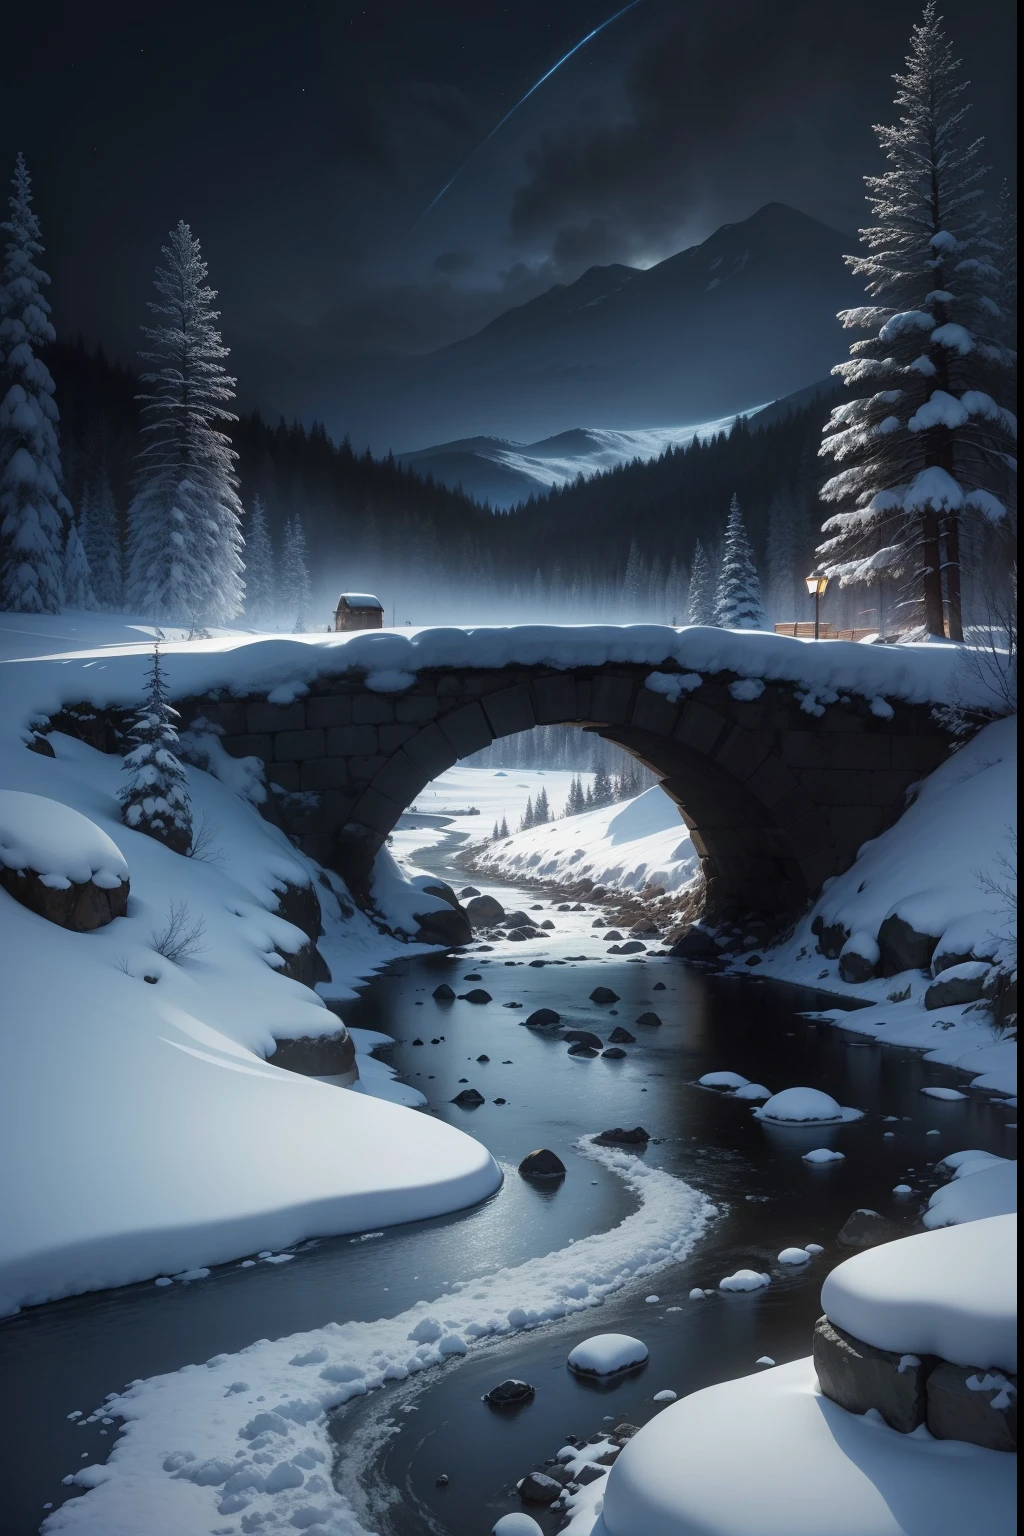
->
1;853;1014;1535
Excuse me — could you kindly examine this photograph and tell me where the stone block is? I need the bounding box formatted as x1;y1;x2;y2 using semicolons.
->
350;786;405;836
301;758;352;791
589;674;635;725
482;683;536;739
221;733;272;761
801;769;874;806
780;733;832;769
326;725;379;756
266;762;301;792
247;701;306;733
437;674;462;696
828;804;887;848
193;699;248;734
927;1363;1017;1451
891;736;949;771
675;700;727;756
629;688;679;737
274;728;326;761
316;789;356;829
402;721;458;778
530;673;579;724
306;695;353;729
574;679;593;720
714;726;770;783
819;708;867;733
352;695;396;724
379;723;417;753
437;701;493;758
372;750;429;807
831;734;892;771
745;753;801;809
768;784;816;827
813;1316;931;1434
395;695;439;723
785;809;835;859
349;754;388;781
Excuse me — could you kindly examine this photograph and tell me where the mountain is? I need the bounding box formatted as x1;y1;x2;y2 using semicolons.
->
337;203;861;451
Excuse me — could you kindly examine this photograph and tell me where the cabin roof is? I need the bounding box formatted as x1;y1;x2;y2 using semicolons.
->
335;592;383;609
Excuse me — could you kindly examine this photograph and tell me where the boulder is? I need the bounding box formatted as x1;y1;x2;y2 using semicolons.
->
460;886;481;898
266;1028;356;1079
1;866;129;931
594;1126;650;1146
518;1149;566;1179
608;1027;635;1044
926;1362;1017;1452
422;880;460;910
564;1029;602;1048
568;1044;599;1057
813;1315;931;1433
540;919;555;930
459;989;492;1004
602;1047;627;1059
877;912;940;976
466;893;505;925
815;919;850;960
636;1012;662;1027
26;731;54;757
611;940;646;954
525;1008;560;1028
484;1378;536;1406
603;930;624;942
432;983;456;1001
503;910;532;928
272;879;324;946
519;1471;563;1505
838;931;879;984
924;962;991;1010
452;1088;485;1106
275;939;331;987
590;987;619;1004
415;906;472;946
837;1209;903;1249
670;924;716;960
630;919;660;935
653;981;666;991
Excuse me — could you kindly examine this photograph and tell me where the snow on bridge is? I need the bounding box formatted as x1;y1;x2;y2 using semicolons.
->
2;624;982;918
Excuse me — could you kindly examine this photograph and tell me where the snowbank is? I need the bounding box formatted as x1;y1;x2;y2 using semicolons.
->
822;1216;1016;1371
39;1139;715;1535
0;789;128;887
0;724;500;1313
468;784;698;895
597;1356;1015;1536
923;1155;1017;1229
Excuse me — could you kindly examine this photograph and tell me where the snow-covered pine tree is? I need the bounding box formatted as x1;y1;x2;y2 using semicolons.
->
534;786;550;824
714;494;767;629
520;795;535;831
281;513;311;631
244;494;275;625
686;540;716;625
62;515;95;610
82;468;124;610
126;222;244;627
592;765;614;807
491;820;500;840
0;154;68;614
119;646;193;854
817;3;1015;641
992;179;1017;350
499;814;509;839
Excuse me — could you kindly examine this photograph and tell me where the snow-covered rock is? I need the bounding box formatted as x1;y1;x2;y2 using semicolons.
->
568;1333;650;1376
0;789;129;930
719;1269;770;1292
803;1147;845;1164
923;1156;1017;1229
754;1087;863;1124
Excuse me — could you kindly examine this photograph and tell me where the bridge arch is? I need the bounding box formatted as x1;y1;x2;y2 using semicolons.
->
191;659;951;922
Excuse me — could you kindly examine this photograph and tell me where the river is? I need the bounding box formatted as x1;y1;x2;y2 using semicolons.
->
1;828;1012;1536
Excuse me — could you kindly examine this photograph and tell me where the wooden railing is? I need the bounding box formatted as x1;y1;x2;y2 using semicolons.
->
773;622;879;641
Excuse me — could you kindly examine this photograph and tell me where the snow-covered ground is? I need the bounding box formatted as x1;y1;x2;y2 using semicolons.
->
464;782;698;894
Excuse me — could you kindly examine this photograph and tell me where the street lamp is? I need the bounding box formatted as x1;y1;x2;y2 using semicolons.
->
805;573;829;640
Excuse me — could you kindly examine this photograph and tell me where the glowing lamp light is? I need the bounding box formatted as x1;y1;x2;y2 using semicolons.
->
804;574;829;598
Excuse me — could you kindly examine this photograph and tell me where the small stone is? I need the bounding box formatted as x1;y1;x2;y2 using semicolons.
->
484;1377;536;1406
590;987;619;1004
603;930;624;941
594;1126;650;1146
477;1054;490;1062
458;989;492;1003
540;919;555;930
837;1209;903;1248
519;1471;563;1504
564;1029;602;1048
412;1038;424;1046
463;972;482;980
452;1088;485;1106
636;1012;662;1027
568;1043;599;1057
494;1097;506;1104
432;984;456;1001
602;1047;627;1059
609;1026;635;1043
435;1473;449;1487
653;981;666;990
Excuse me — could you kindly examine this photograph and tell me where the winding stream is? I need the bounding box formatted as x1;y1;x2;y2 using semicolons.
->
1;829;1015;1536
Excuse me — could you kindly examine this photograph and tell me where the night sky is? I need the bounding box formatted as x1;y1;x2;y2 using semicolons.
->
1;0;1016;428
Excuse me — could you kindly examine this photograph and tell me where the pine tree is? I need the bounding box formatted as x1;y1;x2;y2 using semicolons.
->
686;540;715;625
584;780;595;810
62;516;95;610
565;774;586;816
592;765;614;807
492;820;500;840
817;3;1015;640
244;494;275;625
992;178;1017;349
82;470;124;610
534;786;550;823
281;513;311;631
126;222;244;626
119;646;193;854
766;488;805;621
0;154;67;614
520;795;535;831
714;494;767;629
499;815;509;839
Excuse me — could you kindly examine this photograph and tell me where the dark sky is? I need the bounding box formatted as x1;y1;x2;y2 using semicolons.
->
1;0;1016;430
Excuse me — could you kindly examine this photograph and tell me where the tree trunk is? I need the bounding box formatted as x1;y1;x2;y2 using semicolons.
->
920;513;947;637
943;515;964;641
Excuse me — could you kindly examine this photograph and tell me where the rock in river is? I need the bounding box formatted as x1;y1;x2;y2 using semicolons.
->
459;989;492;1003
466;893;504;925
484;1378;536;1406
525;1008;560;1028
609;1026;635;1043
452;1088;485;1106
636;1012;662;1027
564;1029;602;1048
594;1126;650;1146
590;987;620;1004
518;1148;566;1178
432;983;456;1001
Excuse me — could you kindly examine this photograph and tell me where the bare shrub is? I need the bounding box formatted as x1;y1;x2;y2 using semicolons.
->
149;902;207;964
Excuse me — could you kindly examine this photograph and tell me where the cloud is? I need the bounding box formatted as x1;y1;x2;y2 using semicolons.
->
432;249;475;274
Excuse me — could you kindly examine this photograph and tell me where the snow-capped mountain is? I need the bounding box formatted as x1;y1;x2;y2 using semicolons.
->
346;203;861;451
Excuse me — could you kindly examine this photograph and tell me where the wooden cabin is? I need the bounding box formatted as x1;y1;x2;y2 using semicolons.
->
334;593;384;632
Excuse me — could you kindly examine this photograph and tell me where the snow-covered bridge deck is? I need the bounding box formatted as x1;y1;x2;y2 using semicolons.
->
5;625;968;918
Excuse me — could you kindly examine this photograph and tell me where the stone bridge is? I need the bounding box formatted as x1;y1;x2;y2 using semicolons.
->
180;651;953;922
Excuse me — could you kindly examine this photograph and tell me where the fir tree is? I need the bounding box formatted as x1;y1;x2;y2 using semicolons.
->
992;179;1017;349
817;3;1015;640
714;494;767;629
565;774;586;816
62;516;95;610
244;494;275;625
584;781;595;810
492;820;500;840
0;154;67;614
281;513;311;631
81;470;124;610
592;765;614;807
520;795;535;831
119;646;193;854
534;786;550;823
499;814;509;839
126;222;244;626
686;540;715;625
766;488;805;620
